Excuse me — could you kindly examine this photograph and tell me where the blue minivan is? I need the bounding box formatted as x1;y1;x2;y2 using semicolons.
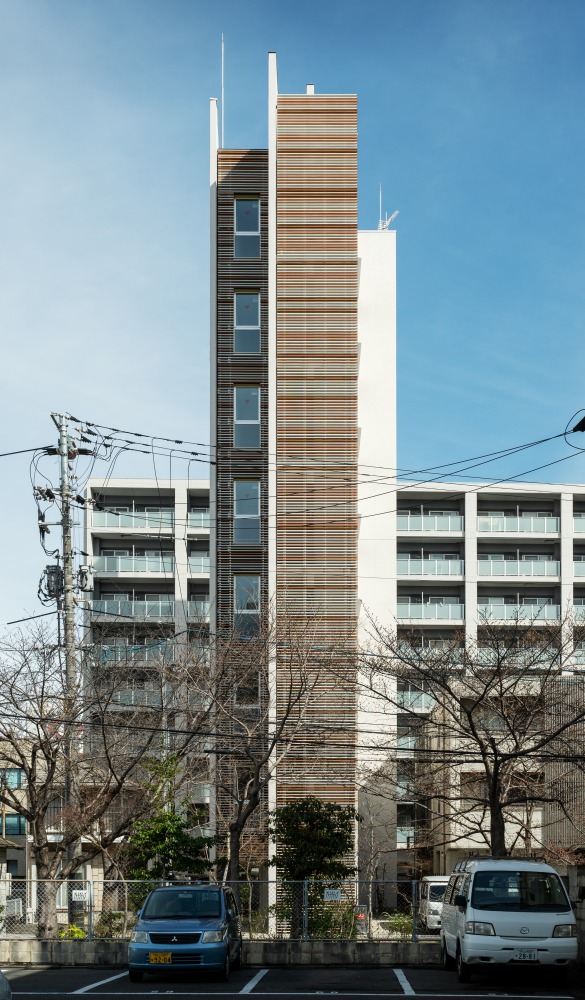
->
128;884;242;982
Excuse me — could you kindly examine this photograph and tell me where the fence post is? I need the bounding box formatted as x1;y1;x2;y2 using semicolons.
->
411;879;419;942
302;880;309;940
87;881;94;940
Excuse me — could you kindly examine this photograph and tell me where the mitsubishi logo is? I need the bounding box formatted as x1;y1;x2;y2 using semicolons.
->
172;936;178;943
520;927;529;935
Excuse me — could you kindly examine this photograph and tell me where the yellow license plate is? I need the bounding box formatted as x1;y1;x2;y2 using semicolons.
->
149;952;172;964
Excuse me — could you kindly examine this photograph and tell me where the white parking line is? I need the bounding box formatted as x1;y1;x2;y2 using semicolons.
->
240;969;270;993
70;971;129;993
393;971;415;996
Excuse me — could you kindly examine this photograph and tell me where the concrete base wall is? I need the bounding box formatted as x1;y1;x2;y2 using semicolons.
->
0;939;441;968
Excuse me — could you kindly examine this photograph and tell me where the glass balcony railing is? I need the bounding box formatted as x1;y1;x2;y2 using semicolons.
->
396;827;415;847
397;513;463;532
574;518;585;532
397;558;464;576
93;555;174;574
477;603;560;621
575;563;585;576
397;602;465;620
188;555;210;573
573;648;585;664
98;643;175;663
477;515;559;533
574;607;585;622
93;510;174;529
478;560;560;577
114;688;163;708
188;510;211;528
91;599;175;619
397;689;435;711
187;600;211;620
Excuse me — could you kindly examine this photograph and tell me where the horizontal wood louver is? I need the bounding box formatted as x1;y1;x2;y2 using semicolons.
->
275;95;359;808
216;151;269;630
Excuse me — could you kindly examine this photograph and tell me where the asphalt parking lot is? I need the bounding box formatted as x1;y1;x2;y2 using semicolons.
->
2;965;583;999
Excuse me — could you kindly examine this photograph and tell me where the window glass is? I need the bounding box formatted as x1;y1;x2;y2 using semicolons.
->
234;482;260;543
234;292;260;353
234;575;260;637
0;769;24;789
234;387;260;448
4;814;25;835
234;199;260;258
471;870;569;912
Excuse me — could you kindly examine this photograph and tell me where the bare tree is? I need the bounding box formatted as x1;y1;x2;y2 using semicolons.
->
0;624;212;935
357;614;585;866
206;611;333;887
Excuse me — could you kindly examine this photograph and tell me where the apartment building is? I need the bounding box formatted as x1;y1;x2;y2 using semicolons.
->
393;480;585;875
209;48;396;872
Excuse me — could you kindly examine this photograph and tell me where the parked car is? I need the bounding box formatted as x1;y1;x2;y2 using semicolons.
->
440;857;577;983
419;875;449;932
128;884;242;983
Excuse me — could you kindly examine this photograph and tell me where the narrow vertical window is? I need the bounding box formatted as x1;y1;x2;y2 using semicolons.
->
234;481;260;543
234;198;260;258
234;575;260;637
234;292;260;353
234;387;260;448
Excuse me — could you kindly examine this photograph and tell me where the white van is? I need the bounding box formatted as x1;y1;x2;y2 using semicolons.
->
420;876;450;932
440;858;577;982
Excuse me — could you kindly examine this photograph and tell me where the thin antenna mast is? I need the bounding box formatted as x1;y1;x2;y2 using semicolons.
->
221;34;225;148
379;183;383;230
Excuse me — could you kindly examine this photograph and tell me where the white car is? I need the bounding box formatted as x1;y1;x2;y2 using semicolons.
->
420;875;449;932
440;858;577;982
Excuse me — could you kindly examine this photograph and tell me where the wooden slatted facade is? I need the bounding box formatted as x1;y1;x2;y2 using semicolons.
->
274;95;358;807
213;95;359;848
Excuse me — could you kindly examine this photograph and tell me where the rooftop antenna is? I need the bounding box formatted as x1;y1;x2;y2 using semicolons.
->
378;183;383;230
221;34;225;148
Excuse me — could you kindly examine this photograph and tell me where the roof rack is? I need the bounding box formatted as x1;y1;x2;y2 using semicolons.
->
453;855;545;872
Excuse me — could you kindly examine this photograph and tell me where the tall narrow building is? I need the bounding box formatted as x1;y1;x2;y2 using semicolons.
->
210;54;396;866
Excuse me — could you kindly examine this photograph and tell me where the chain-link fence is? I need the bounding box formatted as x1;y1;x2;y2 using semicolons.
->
0;879;425;941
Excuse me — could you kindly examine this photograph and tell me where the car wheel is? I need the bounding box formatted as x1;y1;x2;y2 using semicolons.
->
456;944;471;983
128;969;143;983
442;940;455;971
232;937;242;970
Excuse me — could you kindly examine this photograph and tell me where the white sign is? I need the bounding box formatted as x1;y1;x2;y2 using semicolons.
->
323;888;342;902
72;889;88;902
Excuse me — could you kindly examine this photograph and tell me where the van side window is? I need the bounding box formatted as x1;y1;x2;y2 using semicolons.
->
421;883;428;900
445;875;459;905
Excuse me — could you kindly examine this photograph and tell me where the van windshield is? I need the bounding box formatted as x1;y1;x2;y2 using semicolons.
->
429;885;447;901
142;889;222;920
471;870;570;912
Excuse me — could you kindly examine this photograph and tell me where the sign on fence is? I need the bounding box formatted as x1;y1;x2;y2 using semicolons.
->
323;888;342;902
72;890;88;902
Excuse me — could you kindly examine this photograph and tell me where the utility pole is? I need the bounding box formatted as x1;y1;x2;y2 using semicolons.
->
51;413;77;697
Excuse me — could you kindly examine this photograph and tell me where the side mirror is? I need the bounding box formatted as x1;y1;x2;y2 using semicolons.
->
227;907;234;918
136;909;142;919
454;894;467;910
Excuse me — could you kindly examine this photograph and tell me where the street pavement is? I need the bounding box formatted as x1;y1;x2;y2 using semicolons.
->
2;964;583;999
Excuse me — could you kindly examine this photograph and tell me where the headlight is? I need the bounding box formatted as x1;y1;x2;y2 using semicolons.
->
202;929;225;943
465;921;495;935
130;930;149;943
553;924;577;937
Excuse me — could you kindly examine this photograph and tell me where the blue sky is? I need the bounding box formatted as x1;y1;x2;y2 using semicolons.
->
2;0;585;625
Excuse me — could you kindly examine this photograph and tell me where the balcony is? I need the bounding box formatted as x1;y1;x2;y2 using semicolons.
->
93;510;174;529
397;558;464;577
188;555;210;574
91;599;175;620
187;599;211;620
188;510;211;529
574;517;585;533
396;827;415;848
114;687;163;708
93;555;174;574
575;562;585;576
397;688;435;712
397;513;463;532
98;642;174;664
397;602;465;621
477;515;559;533
477;603;560;621
478;560;560;578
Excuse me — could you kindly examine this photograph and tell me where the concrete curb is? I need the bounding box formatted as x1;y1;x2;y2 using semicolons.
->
0;939;441;968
